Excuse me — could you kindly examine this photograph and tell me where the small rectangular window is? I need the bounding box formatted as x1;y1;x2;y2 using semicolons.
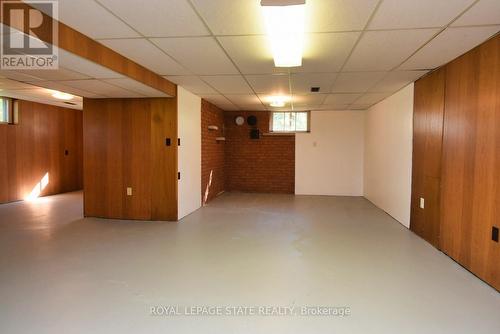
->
0;97;10;123
0;98;17;125
270;111;310;133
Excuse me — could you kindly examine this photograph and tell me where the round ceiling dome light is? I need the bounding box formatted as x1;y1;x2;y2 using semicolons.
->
269;96;288;107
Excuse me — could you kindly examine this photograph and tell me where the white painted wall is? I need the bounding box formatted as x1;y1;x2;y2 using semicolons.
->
177;87;201;220
364;84;414;227
295;110;365;196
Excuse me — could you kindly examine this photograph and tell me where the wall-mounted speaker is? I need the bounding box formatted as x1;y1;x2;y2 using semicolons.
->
247;115;257;126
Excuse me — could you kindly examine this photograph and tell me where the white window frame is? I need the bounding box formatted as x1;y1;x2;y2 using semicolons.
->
269;111;310;133
0;98;19;125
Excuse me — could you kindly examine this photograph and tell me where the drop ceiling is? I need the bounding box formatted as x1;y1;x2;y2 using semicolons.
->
0;24;171;103
5;0;500;111
0;77;83;109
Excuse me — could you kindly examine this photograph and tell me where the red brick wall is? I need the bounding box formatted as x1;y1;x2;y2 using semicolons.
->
224;111;295;194
201;100;225;204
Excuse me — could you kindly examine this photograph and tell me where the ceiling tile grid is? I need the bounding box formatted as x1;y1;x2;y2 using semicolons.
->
5;0;499;111
0;77;84;109
368;0;476;30
400;25;500;70
97;0;209;37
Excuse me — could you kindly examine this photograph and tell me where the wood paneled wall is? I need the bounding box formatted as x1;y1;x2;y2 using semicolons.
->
0;100;82;204
83;98;177;221
411;35;499;290
410;68;446;248
440;36;499;290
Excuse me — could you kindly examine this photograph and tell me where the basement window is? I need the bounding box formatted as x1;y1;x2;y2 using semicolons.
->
0;97;17;124
270;111;310;133
0;97;11;124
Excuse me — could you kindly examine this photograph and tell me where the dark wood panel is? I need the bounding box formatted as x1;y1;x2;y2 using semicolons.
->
440;35;499;290
122;100;152;220
83;98;178;221
0;100;83;204
150;98;178;221
410;68;446;248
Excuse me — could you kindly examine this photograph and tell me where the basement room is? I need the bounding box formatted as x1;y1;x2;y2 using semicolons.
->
0;0;499;333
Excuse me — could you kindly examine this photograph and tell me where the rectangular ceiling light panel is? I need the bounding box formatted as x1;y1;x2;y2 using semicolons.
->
261;1;306;67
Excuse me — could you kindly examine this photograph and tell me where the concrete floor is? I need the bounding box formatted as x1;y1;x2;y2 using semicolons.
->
0;192;499;334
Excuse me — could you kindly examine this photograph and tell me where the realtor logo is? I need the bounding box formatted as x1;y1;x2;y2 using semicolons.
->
1;0;58;69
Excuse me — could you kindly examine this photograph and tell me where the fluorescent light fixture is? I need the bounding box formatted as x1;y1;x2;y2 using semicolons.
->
261;1;305;67
269;95;289;107
52;91;74;100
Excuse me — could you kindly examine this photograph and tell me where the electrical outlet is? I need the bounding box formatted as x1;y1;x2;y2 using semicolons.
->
127;187;132;196
419;197;425;209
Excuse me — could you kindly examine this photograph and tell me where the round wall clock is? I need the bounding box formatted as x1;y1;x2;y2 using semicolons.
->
235;116;245;126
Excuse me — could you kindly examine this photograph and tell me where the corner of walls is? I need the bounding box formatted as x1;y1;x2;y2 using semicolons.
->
0;100;83;204
363;84;414;228
201;99;226;204
177;87;202;220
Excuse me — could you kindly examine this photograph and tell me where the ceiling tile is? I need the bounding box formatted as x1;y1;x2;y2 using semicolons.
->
239;104;267;111
245;74;290;95
331;72;387;93
349;104;372;110
98;0;208;37
324;93;363;105
38;0;140;39
355;92;392;105
27;81;104;98
344;29;439;71
0;78;38;90
296;32;360;73
292;94;327;107
58;79;144;98
293;106;320;111
369;0;474;29
201;75;253;94
452;0;500;26
291;73;338;94
99;38;188;76
191;0;265;35
368;70;427;92
400;26;500;70
166;76;218;94
58;49;125;79
103;78;169;97
224;94;262;106
316;104;350;111
0;70;44;82
14;68;90;81
307;0;379;32
200;94;233;105
218;104;240;111
218;35;287;74
151;37;238;75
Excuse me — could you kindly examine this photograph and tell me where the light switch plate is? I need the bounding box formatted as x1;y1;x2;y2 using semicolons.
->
419;197;425;209
127;187;133;196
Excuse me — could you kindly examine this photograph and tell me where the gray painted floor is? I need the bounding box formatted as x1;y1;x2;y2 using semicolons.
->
0;191;499;334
